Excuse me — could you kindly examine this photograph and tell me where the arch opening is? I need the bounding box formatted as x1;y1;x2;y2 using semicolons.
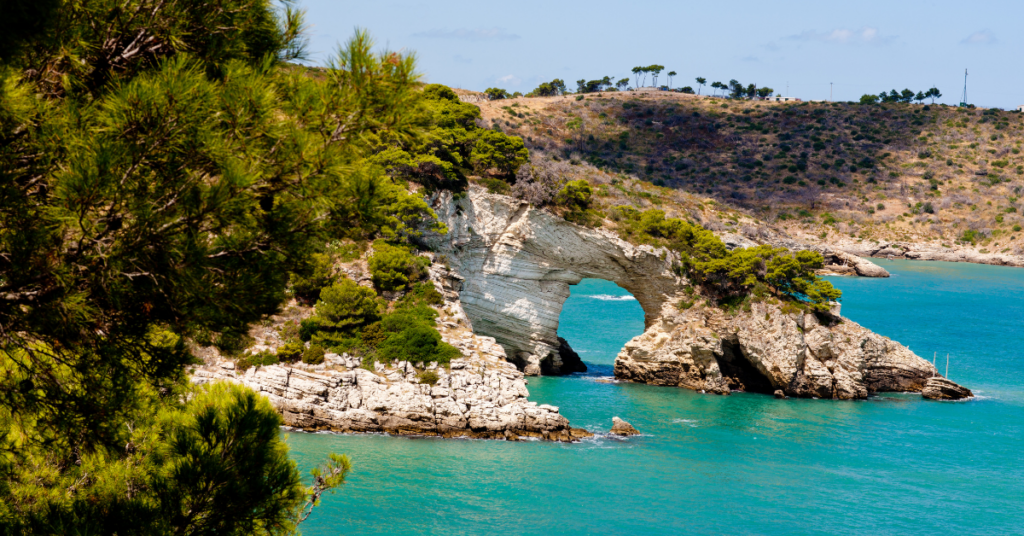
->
556;279;646;375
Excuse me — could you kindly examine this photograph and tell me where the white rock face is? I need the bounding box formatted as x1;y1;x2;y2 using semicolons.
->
192;348;591;441
421;187;941;398
421;187;684;375
614;301;938;399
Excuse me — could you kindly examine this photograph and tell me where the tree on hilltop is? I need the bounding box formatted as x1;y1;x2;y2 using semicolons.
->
757;87;774;99
485;87;510;100
632;66;647;88
667;71;677;89
617;78;630;91
927;87;942;104
728;79;745;98
696;77;707;95
528;78;566;97
649;65;665;87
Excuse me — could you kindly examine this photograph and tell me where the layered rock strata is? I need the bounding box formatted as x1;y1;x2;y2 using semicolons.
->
192;349;592;442
421;188;685;375
420;188;951;399
922;377;974;400
614;301;939;400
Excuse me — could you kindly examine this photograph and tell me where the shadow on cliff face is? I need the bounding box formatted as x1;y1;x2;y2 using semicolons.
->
716;337;775;394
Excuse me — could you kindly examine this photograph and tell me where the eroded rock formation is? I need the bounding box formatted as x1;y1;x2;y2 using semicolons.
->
421;188;684;375
420;187;948;399
614;300;937;399
922;377;974;400
192;351;592;441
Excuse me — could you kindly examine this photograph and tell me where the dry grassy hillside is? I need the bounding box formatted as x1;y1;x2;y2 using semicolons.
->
471;90;1024;254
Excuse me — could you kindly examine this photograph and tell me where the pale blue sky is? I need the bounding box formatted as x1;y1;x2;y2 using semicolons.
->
295;0;1023;108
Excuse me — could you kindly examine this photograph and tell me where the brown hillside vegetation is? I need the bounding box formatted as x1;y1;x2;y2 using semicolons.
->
471;90;1024;254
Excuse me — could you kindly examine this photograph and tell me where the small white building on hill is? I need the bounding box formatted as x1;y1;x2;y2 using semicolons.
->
1018;104;1024;112
762;96;801;103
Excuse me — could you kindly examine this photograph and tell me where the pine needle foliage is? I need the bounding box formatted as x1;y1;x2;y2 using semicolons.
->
0;0;420;531
611;207;841;311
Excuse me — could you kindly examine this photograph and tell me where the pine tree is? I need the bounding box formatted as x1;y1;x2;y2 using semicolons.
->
0;0;424;531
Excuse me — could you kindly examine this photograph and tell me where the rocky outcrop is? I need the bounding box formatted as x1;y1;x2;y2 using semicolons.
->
614;300;939;399
841;240;1024;269
193;350;593;441
421;188;684;375
766;238;890;278
610;417;640;436
721;232;890;278
418;187;952;399
922;377;974;400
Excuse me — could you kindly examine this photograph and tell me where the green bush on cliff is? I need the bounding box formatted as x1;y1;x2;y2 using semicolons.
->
290;253;338;303
612;207;841;312
368;242;430;292
303;344;326;365
309;279;384;349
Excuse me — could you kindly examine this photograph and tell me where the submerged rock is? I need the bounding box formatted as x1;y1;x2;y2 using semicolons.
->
610;417;640;436
773;390;786;399
922;377;974;400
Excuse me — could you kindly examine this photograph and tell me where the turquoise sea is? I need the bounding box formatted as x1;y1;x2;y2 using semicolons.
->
288;260;1024;535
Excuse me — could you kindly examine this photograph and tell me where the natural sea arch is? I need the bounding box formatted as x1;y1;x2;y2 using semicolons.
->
422;188;685;376
556;279;646;373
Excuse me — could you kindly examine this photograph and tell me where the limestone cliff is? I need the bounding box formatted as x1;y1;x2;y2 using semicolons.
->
192;351;589;441
420;187;945;400
191;261;592;441
614;301;936;399
420;188;685;375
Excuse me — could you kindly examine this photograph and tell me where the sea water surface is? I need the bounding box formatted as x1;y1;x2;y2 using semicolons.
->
288;260;1024;535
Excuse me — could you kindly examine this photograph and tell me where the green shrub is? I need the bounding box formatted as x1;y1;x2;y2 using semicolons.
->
302;344;325;365
1014;225;1022;232
377;325;459;364
418;369;440;385
555;180;593;212
477;177;511;195
237;351;280;371
276;341;304;363
299;318;319;342
312;279;383;337
610;207;841;312
471;129;529;178
215;331;254;357
960;229;982;245
360;322;389;349
290;252;337;303
368;242;429;292
396;282;445;308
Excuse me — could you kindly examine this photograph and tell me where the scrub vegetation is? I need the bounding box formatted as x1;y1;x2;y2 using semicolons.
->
472;90;1024;253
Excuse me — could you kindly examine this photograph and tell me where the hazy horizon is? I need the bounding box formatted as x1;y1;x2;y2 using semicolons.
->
297;0;1023;109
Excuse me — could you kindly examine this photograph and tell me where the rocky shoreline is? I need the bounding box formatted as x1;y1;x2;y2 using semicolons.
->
189;187;972;443
192;351;592;442
614;300;937;399
840;240;1024;269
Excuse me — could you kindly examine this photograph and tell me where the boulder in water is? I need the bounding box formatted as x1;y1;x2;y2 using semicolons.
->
922;377;973;400
610;417;640;436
